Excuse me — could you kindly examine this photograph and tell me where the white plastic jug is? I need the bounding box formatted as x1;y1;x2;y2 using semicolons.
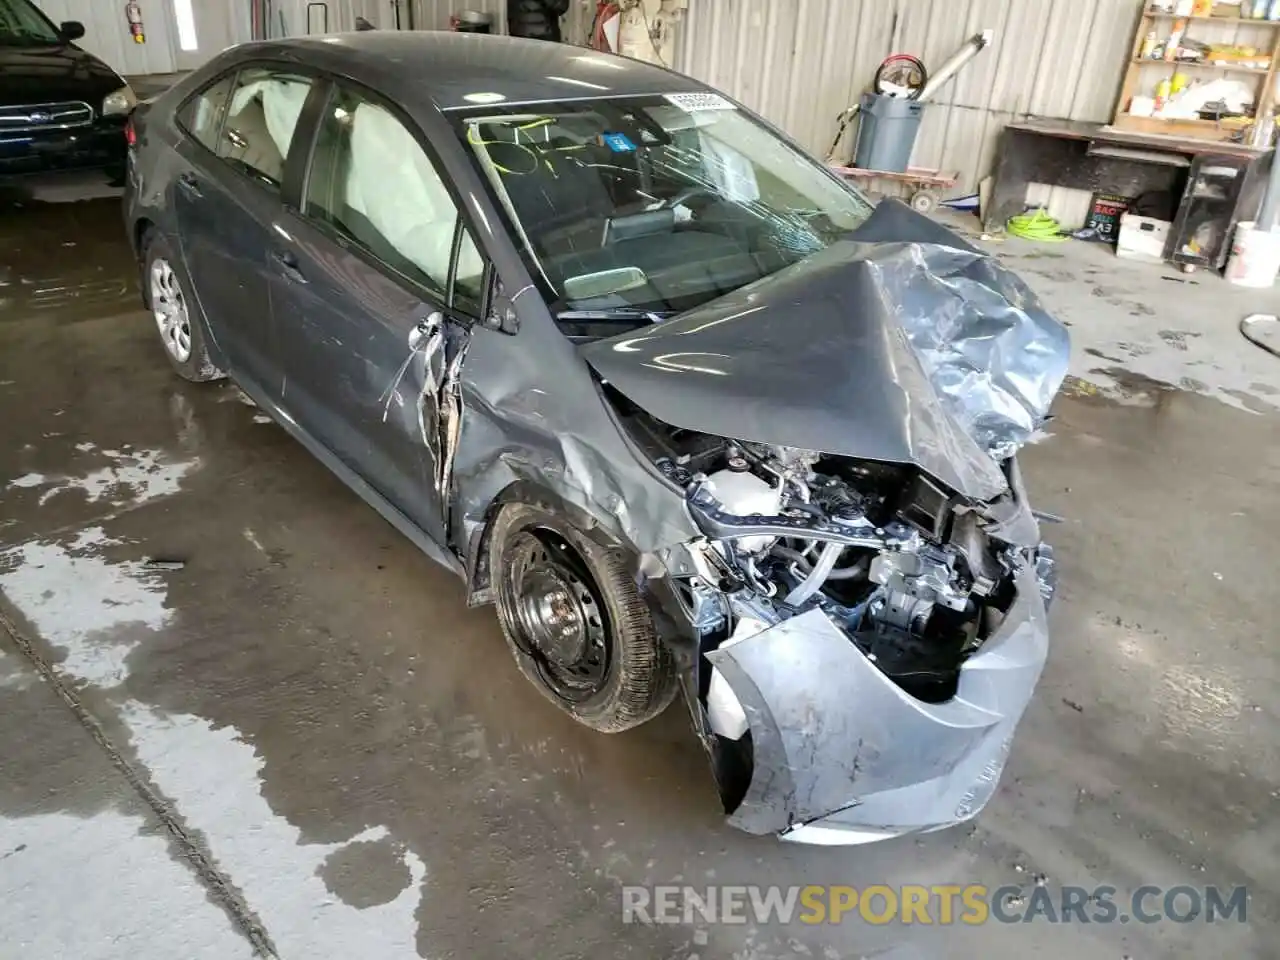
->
1225;221;1280;288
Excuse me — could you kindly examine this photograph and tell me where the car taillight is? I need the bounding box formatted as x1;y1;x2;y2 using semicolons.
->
124;117;137;147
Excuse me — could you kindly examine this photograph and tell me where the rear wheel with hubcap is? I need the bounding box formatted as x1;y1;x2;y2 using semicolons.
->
491;502;677;732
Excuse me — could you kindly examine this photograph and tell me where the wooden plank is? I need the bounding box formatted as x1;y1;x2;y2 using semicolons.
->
1129;57;1271;74
1114;12;1155;127
1005;117;1265;156
1008;118;1105;140
1113;113;1237;139
1258;19;1280;135
1144;9;1280;25
827;165;959;186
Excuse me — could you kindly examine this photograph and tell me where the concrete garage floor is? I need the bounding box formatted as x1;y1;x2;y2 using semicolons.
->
1;178;1278;960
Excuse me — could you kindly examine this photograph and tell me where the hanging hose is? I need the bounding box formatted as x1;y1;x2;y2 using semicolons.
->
827;556;870;581
1007;208;1067;242
774;545;869;581
784;542;843;606
873;54;928;99
825;104;861;162
1240;314;1280;358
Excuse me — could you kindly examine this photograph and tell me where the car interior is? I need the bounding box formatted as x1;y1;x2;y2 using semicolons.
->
476;115;786;315
305;95;483;302
218;72;311;186
184;71;483;307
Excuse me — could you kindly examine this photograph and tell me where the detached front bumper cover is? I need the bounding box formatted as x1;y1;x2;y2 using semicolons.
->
705;566;1049;841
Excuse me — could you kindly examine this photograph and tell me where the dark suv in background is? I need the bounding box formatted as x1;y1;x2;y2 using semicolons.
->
0;0;134;178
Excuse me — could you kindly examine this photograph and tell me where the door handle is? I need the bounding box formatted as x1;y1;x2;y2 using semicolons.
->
176;172;202;198
270;248;307;283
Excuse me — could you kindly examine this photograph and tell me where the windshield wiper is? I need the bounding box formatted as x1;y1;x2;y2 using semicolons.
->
556;308;672;323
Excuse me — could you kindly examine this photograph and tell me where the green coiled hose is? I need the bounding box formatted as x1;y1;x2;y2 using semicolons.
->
1007;208;1067;242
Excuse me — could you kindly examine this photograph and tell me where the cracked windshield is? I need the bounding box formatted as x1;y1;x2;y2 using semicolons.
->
458;94;874;315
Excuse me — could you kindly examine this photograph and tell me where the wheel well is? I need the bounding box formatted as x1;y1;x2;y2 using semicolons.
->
133;218;155;307
133;217;154;258
463;482;618;607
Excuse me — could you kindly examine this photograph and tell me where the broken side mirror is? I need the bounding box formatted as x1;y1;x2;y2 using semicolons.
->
482;271;519;335
484;296;519;335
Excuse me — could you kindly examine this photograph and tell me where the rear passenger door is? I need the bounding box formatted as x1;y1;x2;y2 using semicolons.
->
269;80;485;543
173;64;317;396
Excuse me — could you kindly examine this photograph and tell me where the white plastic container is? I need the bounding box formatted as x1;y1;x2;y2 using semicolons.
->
1225;221;1280;288
1117;213;1171;262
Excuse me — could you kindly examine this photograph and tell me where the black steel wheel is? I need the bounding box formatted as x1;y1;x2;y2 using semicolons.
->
490;501;676;732
503;527;612;703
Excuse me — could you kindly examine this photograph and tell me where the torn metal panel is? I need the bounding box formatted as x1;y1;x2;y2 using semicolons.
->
581;201;1069;501
707;565;1048;837
436;345;466;500
447;322;698;562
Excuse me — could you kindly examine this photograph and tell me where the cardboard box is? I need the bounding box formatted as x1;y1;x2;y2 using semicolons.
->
1117;213;1171;262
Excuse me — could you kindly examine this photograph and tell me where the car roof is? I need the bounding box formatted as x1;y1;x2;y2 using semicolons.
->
240;31;710;111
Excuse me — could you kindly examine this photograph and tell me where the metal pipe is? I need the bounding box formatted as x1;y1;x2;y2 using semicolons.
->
785;541;843;606
773;546;867;580
917;30;994;104
826;556;870;581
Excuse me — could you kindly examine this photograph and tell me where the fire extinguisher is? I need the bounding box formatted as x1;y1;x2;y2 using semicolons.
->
125;1;145;44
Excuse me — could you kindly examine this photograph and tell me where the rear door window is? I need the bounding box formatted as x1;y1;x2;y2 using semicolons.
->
303;83;483;311
216;67;314;190
176;74;235;152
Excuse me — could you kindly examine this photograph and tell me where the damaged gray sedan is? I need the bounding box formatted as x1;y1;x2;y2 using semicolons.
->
124;32;1066;844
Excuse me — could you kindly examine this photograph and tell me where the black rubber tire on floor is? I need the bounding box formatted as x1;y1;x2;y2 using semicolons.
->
142;230;224;383
490;500;678;733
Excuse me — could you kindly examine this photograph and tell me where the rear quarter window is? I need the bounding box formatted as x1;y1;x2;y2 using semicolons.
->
176;75;235;152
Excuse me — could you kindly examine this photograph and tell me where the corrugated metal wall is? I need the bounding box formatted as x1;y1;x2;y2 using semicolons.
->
263;0;597;36
64;0;1227;226
672;0;1147;217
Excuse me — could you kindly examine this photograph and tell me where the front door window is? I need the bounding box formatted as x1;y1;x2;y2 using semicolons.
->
304;85;483;305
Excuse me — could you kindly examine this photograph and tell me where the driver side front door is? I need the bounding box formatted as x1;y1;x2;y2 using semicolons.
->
267;81;486;546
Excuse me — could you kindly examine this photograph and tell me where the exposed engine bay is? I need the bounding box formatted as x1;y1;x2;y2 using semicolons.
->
610;387;1053;751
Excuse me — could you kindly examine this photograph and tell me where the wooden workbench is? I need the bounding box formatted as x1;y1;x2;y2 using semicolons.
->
983;118;1271;240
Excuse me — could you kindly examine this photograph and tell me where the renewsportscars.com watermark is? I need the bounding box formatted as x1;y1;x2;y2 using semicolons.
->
622;884;1248;926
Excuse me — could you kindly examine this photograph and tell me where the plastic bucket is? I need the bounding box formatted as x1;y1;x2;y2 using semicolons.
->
852;93;925;173
1225;221;1280;288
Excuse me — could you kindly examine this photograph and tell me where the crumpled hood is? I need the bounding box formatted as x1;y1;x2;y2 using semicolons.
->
580;201;1070;503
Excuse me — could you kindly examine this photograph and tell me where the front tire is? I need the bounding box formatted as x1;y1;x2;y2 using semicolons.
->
142;231;223;383
490;501;677;733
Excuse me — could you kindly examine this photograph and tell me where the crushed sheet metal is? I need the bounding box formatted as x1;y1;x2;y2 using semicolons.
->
707;565;1048;837
380;313;444;424
446;327;696;560
883;240;1071;460
435;347;467;497
581;201;1070;501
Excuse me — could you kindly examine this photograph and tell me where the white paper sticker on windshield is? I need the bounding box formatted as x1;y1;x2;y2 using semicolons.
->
664;92;735;113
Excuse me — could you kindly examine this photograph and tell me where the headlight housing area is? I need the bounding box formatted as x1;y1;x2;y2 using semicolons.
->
101;85;137;117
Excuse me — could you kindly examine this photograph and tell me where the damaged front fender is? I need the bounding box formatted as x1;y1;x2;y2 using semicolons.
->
444;310;699;601
706;565;1048;841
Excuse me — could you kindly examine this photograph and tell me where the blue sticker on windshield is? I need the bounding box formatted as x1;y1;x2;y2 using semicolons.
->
602;132;636;153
